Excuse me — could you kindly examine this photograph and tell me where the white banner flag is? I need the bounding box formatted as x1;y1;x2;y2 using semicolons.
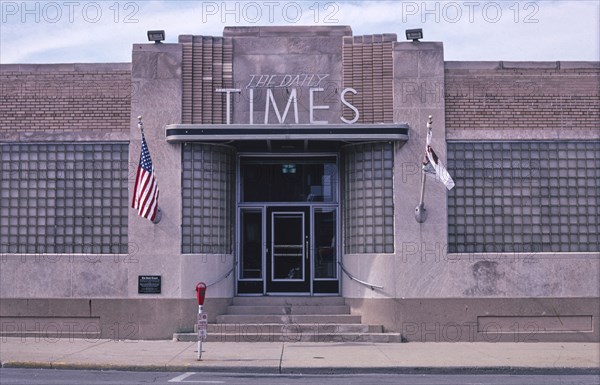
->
422;121;455;190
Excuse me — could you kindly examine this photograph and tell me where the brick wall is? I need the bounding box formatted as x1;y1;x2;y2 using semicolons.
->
343;34;395;123
180;35;233;124
445;62;600;132
0;64;131;136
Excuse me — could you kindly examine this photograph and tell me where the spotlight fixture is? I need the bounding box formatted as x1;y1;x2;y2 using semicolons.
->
405;28;423;42
147;30;165;43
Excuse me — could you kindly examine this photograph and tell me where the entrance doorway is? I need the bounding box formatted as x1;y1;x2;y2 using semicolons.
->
267;206;310;293
237;156;339;295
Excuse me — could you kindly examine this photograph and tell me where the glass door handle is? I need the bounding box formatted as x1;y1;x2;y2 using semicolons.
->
305;240;309;260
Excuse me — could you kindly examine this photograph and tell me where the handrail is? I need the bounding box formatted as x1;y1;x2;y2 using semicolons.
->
205;261;382;290
337;261;383;290
205;261;238;287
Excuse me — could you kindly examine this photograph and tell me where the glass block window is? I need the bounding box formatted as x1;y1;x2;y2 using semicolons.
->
182;144;234;254
343;143;395;254
447;141;599;253
0;143;129;254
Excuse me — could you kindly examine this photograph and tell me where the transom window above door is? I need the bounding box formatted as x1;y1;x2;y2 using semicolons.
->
240;157;338;203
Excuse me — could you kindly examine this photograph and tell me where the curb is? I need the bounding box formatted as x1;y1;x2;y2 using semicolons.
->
2;361;599;375
1;361;280;374
280;366;600;375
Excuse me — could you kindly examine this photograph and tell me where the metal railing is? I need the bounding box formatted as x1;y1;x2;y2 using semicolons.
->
205;261;238;287
338;261;383;290
205;260;383;291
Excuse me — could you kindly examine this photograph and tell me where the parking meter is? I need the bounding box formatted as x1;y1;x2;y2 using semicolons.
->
196;282;207;306
195;282;207;360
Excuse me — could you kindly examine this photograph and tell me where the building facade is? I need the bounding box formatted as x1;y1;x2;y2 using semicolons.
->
1;26;599;342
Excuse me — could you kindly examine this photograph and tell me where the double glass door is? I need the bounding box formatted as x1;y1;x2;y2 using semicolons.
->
237;156;339;295
238;205;338;295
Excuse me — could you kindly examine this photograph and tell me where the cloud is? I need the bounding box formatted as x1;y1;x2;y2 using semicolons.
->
0;0;598;63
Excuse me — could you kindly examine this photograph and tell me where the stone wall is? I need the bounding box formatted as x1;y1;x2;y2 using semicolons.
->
228;25;351;125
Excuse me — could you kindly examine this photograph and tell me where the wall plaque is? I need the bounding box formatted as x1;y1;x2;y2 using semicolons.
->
138;275;161;294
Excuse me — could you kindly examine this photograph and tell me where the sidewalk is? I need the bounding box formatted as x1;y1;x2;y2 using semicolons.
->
1;337;599;374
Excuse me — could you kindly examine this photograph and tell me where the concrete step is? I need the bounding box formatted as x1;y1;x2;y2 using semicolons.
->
206;323;382;334
176;296;400;343
225;305;351;315
174;331;403;343
232;296;345;306
216;314;362;324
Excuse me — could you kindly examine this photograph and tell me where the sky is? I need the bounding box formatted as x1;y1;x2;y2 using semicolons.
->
0;0;598;63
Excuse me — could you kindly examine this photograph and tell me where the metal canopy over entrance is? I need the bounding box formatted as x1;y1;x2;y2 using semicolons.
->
166;123;409;143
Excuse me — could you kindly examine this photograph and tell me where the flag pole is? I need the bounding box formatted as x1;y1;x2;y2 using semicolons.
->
137;115;144;133
414;116;432;223
137;115;162;224
415;169;427;223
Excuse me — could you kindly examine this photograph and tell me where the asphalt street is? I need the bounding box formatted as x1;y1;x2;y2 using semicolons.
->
1;369;599;385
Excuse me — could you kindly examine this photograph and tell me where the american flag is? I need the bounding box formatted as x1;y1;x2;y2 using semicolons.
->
132;133;159;222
